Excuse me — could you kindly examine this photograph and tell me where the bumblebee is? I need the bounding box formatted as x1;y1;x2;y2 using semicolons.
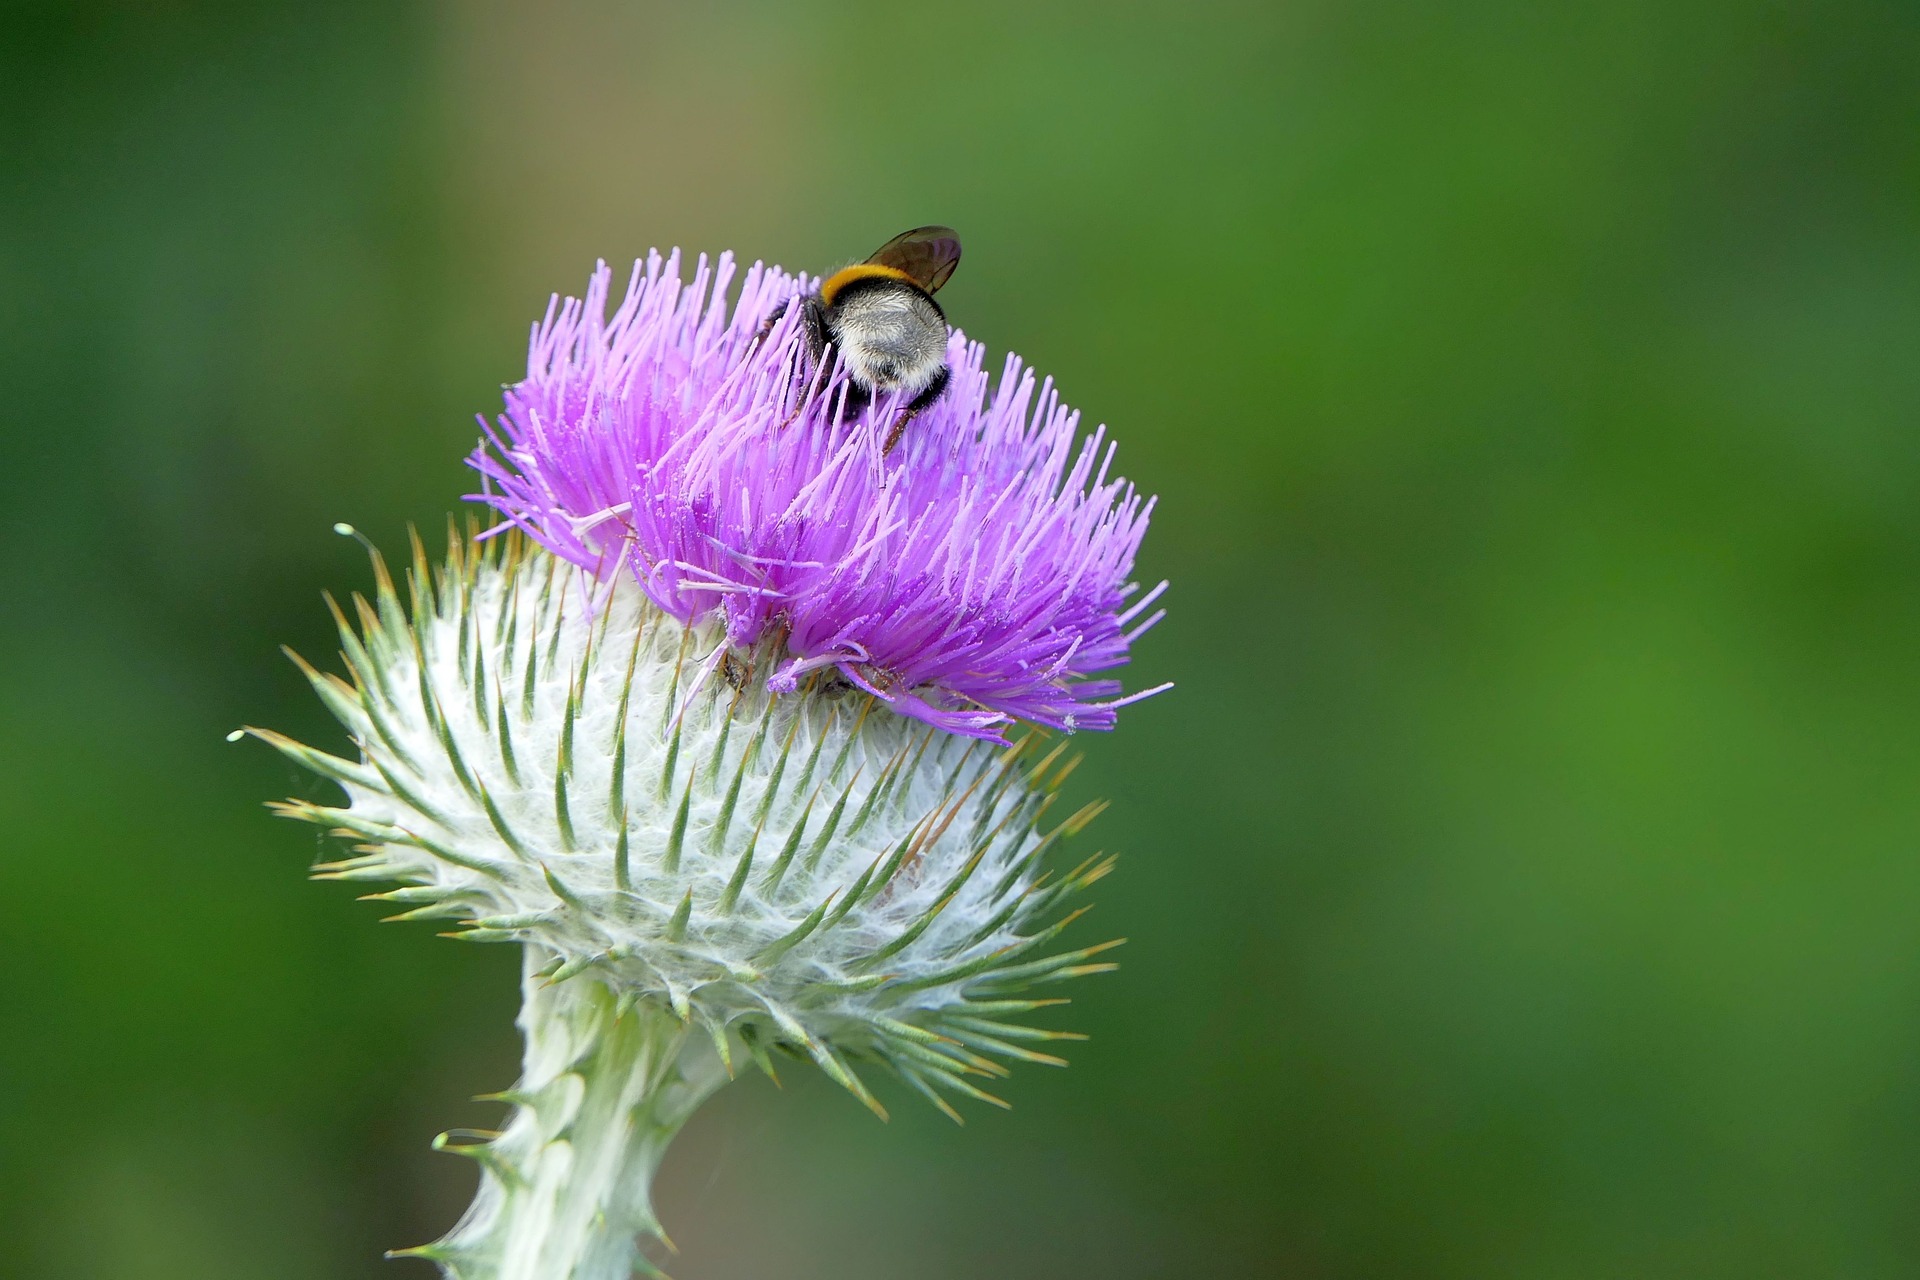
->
763;226;962;453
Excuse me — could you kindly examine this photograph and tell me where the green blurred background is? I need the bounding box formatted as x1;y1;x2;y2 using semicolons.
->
5;1;1919;1275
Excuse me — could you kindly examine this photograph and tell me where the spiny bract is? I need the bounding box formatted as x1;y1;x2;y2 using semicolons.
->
258;526;1118;1120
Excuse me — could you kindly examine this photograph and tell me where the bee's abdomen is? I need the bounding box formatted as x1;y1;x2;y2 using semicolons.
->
826;280;948;393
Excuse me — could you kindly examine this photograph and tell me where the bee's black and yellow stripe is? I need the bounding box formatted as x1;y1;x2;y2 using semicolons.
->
817;262;918;308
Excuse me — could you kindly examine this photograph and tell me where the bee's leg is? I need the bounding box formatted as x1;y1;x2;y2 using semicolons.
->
775;296;834;430
752;299;790;346
756;295;829;364
882;364;951;455
800;295;829;364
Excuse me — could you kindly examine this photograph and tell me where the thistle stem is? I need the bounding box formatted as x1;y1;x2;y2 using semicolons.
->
423;948;729;1280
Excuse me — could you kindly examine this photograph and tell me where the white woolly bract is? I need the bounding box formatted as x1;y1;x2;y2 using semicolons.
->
260;527;1115;1116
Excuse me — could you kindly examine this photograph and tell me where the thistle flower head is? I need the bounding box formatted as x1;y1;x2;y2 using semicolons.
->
470;252;1168;741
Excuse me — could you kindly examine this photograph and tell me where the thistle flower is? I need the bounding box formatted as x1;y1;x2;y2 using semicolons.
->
251;248;1165;1280
470;252;1168;740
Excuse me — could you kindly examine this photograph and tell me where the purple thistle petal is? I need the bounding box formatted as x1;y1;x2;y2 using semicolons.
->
468;250;1167;742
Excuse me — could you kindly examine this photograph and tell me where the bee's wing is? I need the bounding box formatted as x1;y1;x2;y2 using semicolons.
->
866;226;962;294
